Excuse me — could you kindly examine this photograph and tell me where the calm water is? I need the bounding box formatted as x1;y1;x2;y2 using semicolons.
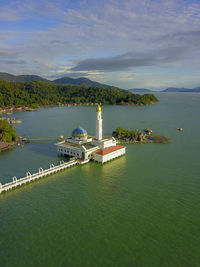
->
0;93;200;267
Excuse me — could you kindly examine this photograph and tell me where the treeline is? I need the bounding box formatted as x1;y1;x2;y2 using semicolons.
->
0;120;17;142
0;80;158;107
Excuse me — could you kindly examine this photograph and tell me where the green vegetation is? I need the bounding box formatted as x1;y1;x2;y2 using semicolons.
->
113;127;148;142
114;127;137;139
0;120;17;142
0;80;158;107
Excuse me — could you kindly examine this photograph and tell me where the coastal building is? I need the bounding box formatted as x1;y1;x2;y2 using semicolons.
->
56;104;126;163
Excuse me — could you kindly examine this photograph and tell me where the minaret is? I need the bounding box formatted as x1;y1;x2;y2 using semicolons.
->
96;104;102;140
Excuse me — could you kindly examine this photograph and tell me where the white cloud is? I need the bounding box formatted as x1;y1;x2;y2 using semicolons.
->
0;7;19;21
1;0;200;88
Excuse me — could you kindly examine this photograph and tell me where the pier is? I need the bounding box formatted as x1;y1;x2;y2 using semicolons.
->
18;137;59;143
0;159;82;194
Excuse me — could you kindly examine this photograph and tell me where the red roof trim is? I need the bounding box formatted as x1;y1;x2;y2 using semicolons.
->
96;145;124;156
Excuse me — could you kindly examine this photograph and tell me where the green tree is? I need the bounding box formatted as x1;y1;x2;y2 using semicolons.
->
0;120;17;142
0;80;158;108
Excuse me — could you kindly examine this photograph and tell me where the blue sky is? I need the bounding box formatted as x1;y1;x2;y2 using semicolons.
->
0;0;200;89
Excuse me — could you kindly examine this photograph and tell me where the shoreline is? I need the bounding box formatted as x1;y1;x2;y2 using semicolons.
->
118;140;153;144
0;142;15;152
117;136;171;144
0;101;157;114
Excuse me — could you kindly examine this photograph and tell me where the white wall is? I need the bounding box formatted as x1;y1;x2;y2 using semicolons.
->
94;147;126;163
57;146;82;158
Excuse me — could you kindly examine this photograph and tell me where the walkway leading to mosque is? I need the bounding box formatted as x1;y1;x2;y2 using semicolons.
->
0;158;81;194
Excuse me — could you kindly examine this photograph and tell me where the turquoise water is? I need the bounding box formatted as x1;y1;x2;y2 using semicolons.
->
0;93;200;266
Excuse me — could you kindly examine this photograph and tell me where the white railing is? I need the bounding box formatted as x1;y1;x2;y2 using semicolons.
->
0;159;78;194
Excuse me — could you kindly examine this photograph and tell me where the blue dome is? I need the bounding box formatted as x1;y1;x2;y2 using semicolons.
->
72;127;87;137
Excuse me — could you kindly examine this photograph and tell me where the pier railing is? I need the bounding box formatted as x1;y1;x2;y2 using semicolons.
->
0;159;78;194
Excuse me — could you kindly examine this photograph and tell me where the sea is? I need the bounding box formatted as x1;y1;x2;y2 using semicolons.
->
0;93;200;267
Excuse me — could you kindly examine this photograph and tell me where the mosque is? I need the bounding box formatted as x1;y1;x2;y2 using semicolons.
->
56;104;126;163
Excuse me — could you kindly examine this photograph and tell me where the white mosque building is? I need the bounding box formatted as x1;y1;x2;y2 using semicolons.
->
56;104;126;163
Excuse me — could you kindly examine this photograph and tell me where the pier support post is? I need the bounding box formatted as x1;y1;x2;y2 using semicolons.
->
60;161;64;165
50;164;54;169
0;183;2;194
39;168;43;173
26;172;32;179
13;176;17;186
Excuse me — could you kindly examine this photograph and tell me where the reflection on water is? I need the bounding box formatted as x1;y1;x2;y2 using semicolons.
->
101;156;126;180
26;141;57;158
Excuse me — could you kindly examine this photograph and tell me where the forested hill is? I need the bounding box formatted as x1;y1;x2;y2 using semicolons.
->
0;80;158;107
53;77;110;88
0;72;111;88
0;72;49;82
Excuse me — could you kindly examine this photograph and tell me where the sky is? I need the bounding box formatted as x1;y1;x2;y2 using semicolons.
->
0;0;200;89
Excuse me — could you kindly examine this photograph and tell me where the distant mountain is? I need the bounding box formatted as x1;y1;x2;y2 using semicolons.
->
53;77;110;88
163;87;191;92
162;87;200;92
130;87;200;93
0;72;48;82
0;72;112;88
129;88;153;93
1;72;199;93
192;87;200;92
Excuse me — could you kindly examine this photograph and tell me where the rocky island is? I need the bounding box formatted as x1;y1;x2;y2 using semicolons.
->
113;127;170;144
